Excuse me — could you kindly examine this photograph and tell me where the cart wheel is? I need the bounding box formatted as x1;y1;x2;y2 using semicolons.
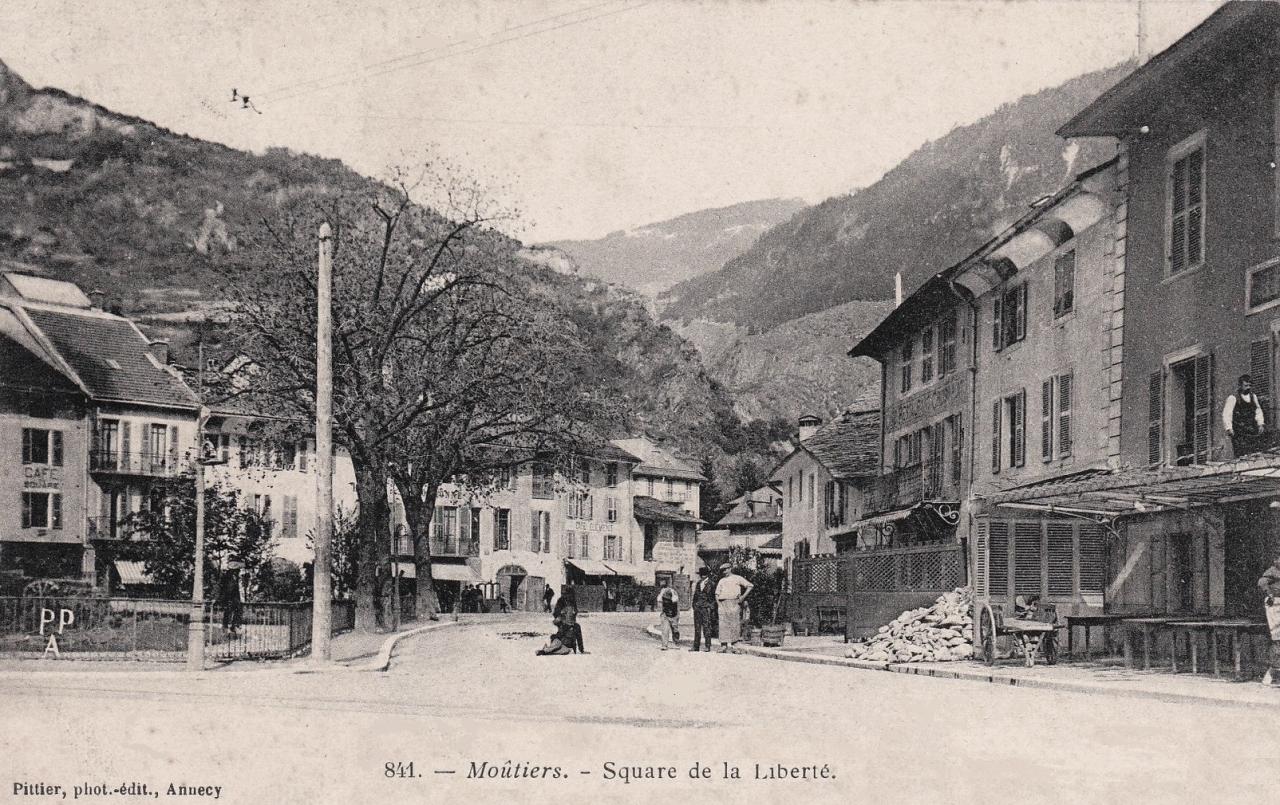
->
1043;631;1059;665
979;604;997;666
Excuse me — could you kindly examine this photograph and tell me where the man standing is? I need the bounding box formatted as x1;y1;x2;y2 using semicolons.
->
1258;557;1280;686
690;567;716;652
656;578;680;650
220;561;243;637
542;584;555;613
715;563;753;653
1223;374;1266;458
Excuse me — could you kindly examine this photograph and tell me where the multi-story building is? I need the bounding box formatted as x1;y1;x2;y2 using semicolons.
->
612;436;703;516
770;411;879;558
697;485;784;571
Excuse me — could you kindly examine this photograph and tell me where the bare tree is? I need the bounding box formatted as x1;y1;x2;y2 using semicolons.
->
219;165;613;629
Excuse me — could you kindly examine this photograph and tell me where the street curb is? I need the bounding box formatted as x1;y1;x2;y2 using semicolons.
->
642;624;1278;710
0;620;463;679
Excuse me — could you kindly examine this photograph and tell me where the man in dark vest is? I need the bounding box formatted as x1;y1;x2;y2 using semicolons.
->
1223;374;1266;458
690;566;717;652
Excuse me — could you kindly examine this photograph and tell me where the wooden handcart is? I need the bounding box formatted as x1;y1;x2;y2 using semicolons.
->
978;596;1060;667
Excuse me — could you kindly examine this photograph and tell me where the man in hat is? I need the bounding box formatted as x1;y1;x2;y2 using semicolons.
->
690;566;717;652
714;563;753;653
1258;557;1280;686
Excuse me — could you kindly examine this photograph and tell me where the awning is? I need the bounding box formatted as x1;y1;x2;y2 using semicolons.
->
430;563;482;583
114;560;152;586
565;558;615;576
604;562;641;577
856;506;916;529
393;561;417;579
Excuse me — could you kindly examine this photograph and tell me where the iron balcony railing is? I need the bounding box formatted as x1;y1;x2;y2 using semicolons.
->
89;450;183;477
868;462;959;513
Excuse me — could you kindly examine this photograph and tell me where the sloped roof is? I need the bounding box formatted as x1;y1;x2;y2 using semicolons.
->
0;331;81;396
23;307;199;409
715;489;782;528
797;409;881;480
612;436;705;481
633;495;705;525
2;273;92;308
697;529;780;552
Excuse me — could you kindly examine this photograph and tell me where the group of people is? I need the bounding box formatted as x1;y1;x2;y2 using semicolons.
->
536;586;586;655
657;563;754;653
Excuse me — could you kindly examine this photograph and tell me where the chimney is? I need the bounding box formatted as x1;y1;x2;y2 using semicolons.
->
894;272;904;308
798;414;822;442
89;289;105;309
148;339;171;365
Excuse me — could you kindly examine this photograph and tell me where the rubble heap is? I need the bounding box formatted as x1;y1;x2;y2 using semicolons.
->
844;587;974;663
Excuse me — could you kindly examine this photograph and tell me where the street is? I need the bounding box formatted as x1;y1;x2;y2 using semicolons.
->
1;613;1275;805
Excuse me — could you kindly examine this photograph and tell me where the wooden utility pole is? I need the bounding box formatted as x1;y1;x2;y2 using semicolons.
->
187;407;211;671
312;222;335;661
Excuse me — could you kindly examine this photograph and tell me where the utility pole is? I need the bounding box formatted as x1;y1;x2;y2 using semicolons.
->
1136;0;1149;64
312;222;334;661
187;406;212;671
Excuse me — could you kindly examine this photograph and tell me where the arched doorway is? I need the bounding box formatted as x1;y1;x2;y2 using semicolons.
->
496;564;528;611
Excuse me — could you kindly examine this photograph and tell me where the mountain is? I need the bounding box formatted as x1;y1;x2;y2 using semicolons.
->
0;58;779;492
674;299;891;422
540;198;807;297
659;62;1132;331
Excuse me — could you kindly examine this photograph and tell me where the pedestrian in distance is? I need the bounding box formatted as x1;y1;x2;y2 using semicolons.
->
543;584;555;613
715;563;753;653
690;566;717;652
1224;374;1266;458
657;578;680;650
1258;557;1280;686
220;561;244;637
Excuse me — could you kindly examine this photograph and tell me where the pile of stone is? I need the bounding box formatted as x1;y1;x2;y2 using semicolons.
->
844;587;974;663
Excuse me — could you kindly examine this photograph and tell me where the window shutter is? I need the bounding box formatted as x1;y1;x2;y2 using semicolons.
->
1148;371;1163;466
1041;378;1054;462
1013;521;1043;598
1047;522;1074;597
989;521;1009;596
1079;524;1106;595
1186;150;1203;266
950;414;963;485
974;520;989;597
1251;338;1274;426
992;296;1003;350
1192;353;1213;464
122;421;131;466
1016;284;1028;342
991;400;1002;474
1058;372;1073;458
1013;390;1026;467
169;425;179;466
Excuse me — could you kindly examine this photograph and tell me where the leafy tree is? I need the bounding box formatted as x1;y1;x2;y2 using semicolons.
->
121;480;275;600
726;545;786;626
698;455;726;524
254;558;307;603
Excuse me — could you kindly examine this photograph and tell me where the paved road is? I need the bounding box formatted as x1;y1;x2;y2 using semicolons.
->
1;612;1275;805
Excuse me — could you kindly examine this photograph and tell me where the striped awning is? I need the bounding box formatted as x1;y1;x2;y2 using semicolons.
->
114;561;153;586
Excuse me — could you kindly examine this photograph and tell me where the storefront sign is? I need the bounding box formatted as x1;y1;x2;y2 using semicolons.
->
23;466;63;489
885;376;967;432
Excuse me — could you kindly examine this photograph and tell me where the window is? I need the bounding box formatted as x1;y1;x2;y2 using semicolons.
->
532;462;555;499
1247;258;1280;313
22;429;62;466
577;457;591;485
281;495;298;538
494;509;510;550
900;338;914;393
993;284;1028;350
808;474;815;509
434;506;458;552
530;510;543;553
948;413;963;485
1167;135;1205;276
1158;354;1213;466
939;315;958;376
540;511;551;553
920;327;935;384
994;390;1026;471
787;476;793;506
579;532;589;558
95;419;119;467
604;534;619;561
1040;373;1074;462
1053;250;1075;318
824;481;847;528
605;462;618;488
607;496;618;523
565;530;576;558
665;479;674;500
22;492;62;529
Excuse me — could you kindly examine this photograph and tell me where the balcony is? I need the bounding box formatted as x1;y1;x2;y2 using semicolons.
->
869;461;959;513
428;535;480;558
90;450;182;478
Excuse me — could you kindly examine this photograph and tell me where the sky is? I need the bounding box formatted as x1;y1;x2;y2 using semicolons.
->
0;0;1225;243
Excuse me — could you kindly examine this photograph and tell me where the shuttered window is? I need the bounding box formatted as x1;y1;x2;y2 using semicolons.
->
1013;521;1042;598
988;521;1009;596
991;400;1002;475
920;327;935;384
1041;379;1055;462
1192;353;1213;464
1148;370;1163;466
940;315;958;375
1168;141;1205;276
1008;389;1026;468
1251;337;1273;427
1053;250;1075;318
949;413;963;486
900;338;913;393
1058;373;1073;458
1047;522;1074;597
974;521;989;597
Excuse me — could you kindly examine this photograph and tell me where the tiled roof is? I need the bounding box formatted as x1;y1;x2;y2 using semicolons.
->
696;529;780;552
0;331;81;395
612;437;706;482
715;490;782;527
633;495;705;525
24;308;199;409
799;409;881;480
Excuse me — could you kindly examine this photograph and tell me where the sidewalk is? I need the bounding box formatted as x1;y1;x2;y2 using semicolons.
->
643;626;1280;709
